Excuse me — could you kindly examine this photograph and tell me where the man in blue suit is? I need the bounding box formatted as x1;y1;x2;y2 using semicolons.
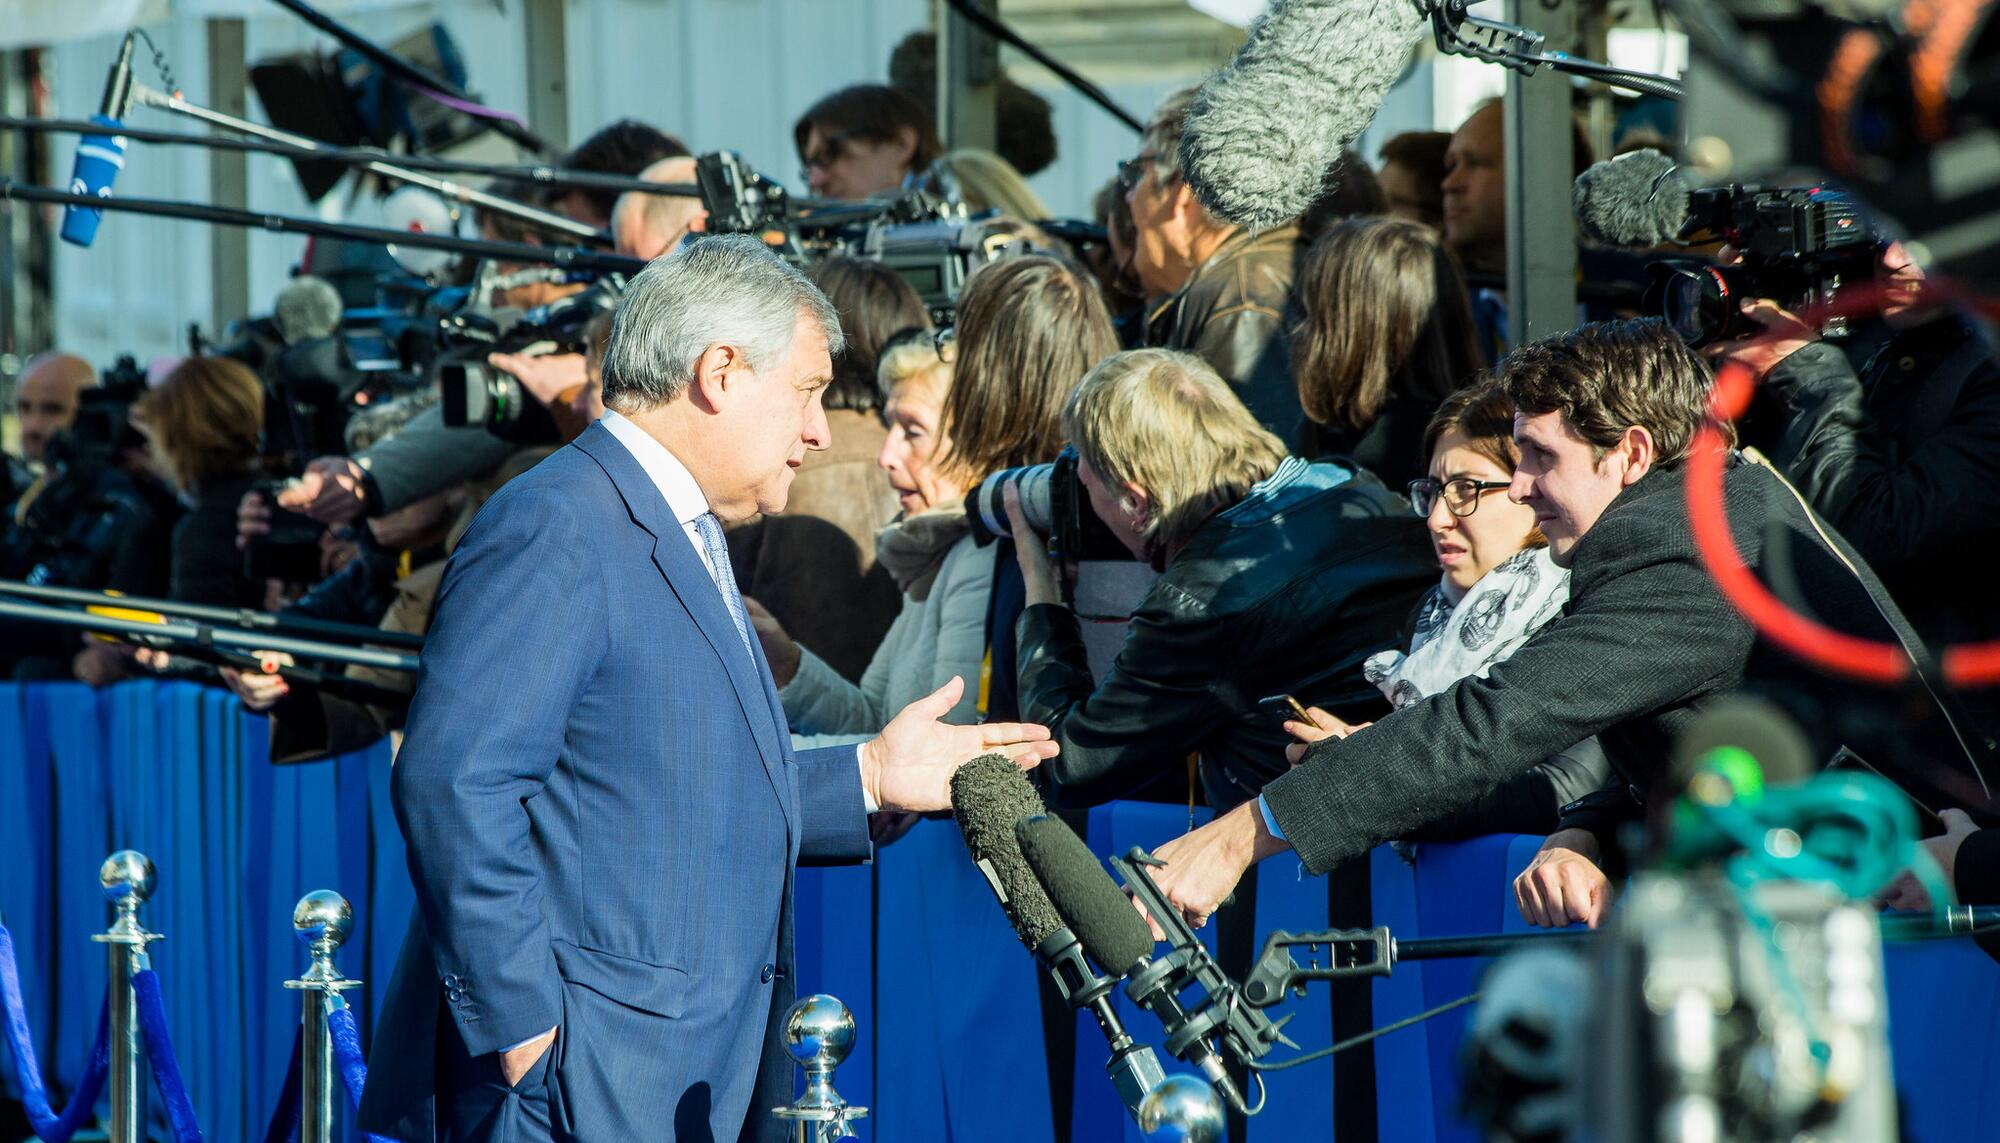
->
358;235;1059;1143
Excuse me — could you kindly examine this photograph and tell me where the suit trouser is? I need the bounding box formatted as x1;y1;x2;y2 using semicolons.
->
435;1015;567;1143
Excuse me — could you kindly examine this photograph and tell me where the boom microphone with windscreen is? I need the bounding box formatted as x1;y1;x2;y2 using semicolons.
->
1572;148;1693;249
1179;0;1426;232
948;759;1167;1120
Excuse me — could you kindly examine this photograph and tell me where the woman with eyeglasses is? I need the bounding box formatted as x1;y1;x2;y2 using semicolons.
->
1286;381;1610;839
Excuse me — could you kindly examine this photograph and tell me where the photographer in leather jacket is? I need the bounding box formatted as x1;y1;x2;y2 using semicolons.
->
1717;241;2000;740
1004;348;1436;809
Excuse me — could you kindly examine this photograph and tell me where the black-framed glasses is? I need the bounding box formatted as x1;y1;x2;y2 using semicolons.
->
1408;477;1513;518
932;325;957;365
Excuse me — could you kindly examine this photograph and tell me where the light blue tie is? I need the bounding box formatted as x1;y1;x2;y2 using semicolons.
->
693;511;756;659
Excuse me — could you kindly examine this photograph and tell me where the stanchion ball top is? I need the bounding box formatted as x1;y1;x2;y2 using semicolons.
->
99;850;156;904
782;994;855;1069
293;890;354;950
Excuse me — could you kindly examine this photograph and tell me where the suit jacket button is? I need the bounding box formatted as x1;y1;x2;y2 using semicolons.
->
441;973;460;989
760;964;775;984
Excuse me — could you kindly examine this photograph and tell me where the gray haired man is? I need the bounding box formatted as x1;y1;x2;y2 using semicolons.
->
360;234;1058;1143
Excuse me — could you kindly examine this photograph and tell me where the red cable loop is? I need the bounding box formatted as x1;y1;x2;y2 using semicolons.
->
1683;275;2000;688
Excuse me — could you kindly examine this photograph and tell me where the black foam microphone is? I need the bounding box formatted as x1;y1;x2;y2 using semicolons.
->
949;758;1166;1119
1179;0;1426;231
1572;148;1694;249
1015;813;1248;1113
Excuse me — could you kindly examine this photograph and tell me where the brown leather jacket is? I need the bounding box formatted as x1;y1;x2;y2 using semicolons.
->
1147;223;1306;451
728;408;903;683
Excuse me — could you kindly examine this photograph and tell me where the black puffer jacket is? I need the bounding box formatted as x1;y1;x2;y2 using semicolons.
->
1016;458;1437;810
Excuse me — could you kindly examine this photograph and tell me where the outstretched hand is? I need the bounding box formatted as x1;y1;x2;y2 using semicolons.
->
859;676;1058;813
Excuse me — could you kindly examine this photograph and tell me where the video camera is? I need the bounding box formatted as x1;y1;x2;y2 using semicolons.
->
1646;184;1880;348
436;272;626;445
696;151;1058;324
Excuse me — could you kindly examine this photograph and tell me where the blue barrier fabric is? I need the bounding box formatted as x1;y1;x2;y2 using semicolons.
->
325;1004;396;1143
261;1029;301;1143
0;682;399;1143
132;967;205;1143
0;922;110;1143
8;681;2000;1141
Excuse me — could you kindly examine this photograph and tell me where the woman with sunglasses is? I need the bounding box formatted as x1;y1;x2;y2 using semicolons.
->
1287;381;1609;839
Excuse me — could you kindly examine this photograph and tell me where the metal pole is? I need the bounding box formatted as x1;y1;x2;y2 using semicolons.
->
287;891;360;1143
522;0;570;154
92;850;160;1143
205;17;250;339
1502;0;1579;347
937;0;999;153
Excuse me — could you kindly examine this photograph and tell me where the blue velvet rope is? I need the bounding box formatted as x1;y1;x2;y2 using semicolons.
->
131;968;205;1143
261;1027;302;1143
326;1005;396;1143
0;922;112;1143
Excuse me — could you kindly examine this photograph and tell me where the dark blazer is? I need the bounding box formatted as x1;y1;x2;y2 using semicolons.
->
168;471;262;607
1263;457;1993;875
1017;459;1436;810
358;421;871;1142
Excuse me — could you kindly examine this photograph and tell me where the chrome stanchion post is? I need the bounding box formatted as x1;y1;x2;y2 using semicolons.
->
770;994;868;1143
285;891;361;1143
91;850;160;1143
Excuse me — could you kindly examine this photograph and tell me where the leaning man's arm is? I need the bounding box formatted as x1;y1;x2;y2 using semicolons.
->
1264;513;1751;875
392;486;605;1056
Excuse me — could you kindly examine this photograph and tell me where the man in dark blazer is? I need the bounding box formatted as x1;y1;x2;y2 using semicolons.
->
1141;318;1991;932
358;235;1057;1143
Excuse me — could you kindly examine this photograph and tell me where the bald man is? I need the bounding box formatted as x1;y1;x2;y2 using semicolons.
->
611;156;709;261
14;353;96;464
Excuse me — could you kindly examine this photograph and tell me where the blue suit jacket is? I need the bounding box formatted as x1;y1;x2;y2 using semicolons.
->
358;422;872;1142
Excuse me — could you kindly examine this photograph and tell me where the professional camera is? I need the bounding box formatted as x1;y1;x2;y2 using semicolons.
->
437;273;626;445
967;447;1132;566
695;151;1056;323
1645;184;1878;348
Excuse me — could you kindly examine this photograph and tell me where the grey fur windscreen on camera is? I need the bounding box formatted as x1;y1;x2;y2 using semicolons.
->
1015;813;1155;975
1572;148;1692;248
949;754;1068;950
1179;0;1426;232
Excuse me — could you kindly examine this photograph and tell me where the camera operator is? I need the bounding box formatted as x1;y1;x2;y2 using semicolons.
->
1125;87;1307;450
611;156;709;261
1136;318;1983;933
793;83;941;202
2;353;170;681
1004;348;1436;809
1715;240;2000;738
213;444;551;764
269;184;591;531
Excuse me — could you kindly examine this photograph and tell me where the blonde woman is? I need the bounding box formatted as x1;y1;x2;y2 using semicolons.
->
131;355;266;606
